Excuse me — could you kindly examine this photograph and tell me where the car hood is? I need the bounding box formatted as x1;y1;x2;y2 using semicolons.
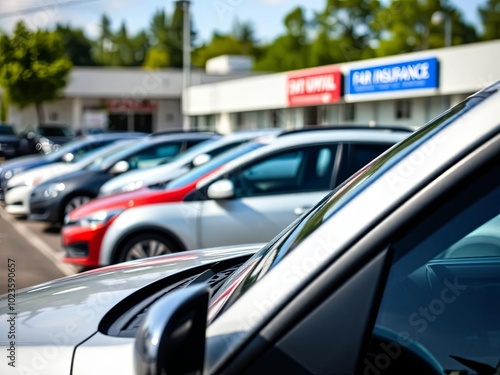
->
99;161;188;196
7;162;77;188
0;154;45;174
68;187;170;219
34;168;94;190
0;243;263;347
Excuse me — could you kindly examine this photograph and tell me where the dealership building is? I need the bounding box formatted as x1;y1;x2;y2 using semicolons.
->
185;40;500;132
1;40;499;133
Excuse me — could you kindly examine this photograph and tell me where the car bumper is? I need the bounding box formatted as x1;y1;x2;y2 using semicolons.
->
62;221;113;267
29;196;61;222
4;185;31;216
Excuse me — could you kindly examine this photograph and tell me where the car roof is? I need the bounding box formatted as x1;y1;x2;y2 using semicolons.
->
196;128;410;189
145;132;219;143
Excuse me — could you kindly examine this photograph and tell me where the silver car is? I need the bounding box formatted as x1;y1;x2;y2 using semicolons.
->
98;129;281;197
1;82;498;375
100;127;409;265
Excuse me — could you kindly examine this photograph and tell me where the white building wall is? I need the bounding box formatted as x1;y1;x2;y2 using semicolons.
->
185;73;288;115
156;99;182;130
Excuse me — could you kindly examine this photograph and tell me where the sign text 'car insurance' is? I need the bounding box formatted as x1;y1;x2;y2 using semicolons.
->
347;57;439;96
288;66;342;106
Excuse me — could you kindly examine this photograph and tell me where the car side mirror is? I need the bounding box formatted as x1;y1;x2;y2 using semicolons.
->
192;153;211;168
134;284;209;375
62;153;74;163
109;160;129;174
207;179;234;199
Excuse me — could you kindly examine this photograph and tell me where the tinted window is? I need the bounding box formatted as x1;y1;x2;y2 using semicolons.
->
0;125;16;135
39;126;73;137
230;145;337;198
336;143;392;185
125;142;182;170
166;141;264;189
366;161;500;373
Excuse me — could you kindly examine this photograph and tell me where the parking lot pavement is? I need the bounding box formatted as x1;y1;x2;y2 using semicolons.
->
0;207;77;295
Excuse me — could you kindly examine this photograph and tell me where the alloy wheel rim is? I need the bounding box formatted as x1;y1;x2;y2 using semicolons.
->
64;196;91;215
126;240;171;261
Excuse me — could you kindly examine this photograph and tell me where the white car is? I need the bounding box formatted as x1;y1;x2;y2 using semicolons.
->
98;129;281;197
4;140;136;216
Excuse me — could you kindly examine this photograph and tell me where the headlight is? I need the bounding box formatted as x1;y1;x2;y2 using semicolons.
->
122;180;143;193
43;183;66;198
73;209;125;228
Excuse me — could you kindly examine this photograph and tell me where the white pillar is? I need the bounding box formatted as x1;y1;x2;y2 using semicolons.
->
216;113;232;134
72;97;82;130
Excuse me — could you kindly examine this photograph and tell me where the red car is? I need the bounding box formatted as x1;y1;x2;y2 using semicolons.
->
61;170;218;268
61;138;273;267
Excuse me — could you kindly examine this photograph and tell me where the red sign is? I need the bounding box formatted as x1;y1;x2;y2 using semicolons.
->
287;66;342;107
106;99;157;112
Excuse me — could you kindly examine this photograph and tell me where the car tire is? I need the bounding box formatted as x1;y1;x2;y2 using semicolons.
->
62;195;92;221
118;233;175;263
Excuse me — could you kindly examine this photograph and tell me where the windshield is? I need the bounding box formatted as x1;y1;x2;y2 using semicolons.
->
208;92;488;320
165;141;265;189
0;125;16;135
87;139;148;171
39;125;73;137
160;137;220;165
44;136;89;161
75;140;136;168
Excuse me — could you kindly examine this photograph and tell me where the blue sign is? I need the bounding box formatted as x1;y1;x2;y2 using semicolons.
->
347;57;439;95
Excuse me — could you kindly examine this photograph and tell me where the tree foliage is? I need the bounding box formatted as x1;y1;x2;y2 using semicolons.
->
0;21;72;123
93;15;149;66
0;0;493;74
479;0;500;41
55;24;95;66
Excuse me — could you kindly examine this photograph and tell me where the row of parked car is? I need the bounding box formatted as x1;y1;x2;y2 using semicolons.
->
1;81;500;375
2;124;409;269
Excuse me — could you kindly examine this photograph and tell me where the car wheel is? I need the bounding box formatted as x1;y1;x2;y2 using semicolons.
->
119;233;174;263
63;195;92;217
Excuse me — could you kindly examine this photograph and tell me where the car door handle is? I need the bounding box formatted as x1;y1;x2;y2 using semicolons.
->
294;207;311;216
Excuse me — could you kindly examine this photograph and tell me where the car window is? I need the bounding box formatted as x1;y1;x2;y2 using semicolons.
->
39;126;73;137
230;145;337;198
366;162;500;374
166;141;265;190
0;125;16;135
336;143;393;185
125;142;182;170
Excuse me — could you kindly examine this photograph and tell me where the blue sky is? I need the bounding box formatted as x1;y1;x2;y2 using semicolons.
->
0;0;486;44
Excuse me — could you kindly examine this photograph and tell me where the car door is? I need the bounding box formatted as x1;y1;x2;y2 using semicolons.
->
198;145;338;249
224;138;500;375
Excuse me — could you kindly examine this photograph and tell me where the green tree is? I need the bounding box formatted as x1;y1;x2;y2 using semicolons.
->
254;7;311;71
373;0;478;57
479;0;500;40
143;6;195;69
0;21;72;123
192;20;257;68
93;16;149;66
55;24;96;66
316;0;382;62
